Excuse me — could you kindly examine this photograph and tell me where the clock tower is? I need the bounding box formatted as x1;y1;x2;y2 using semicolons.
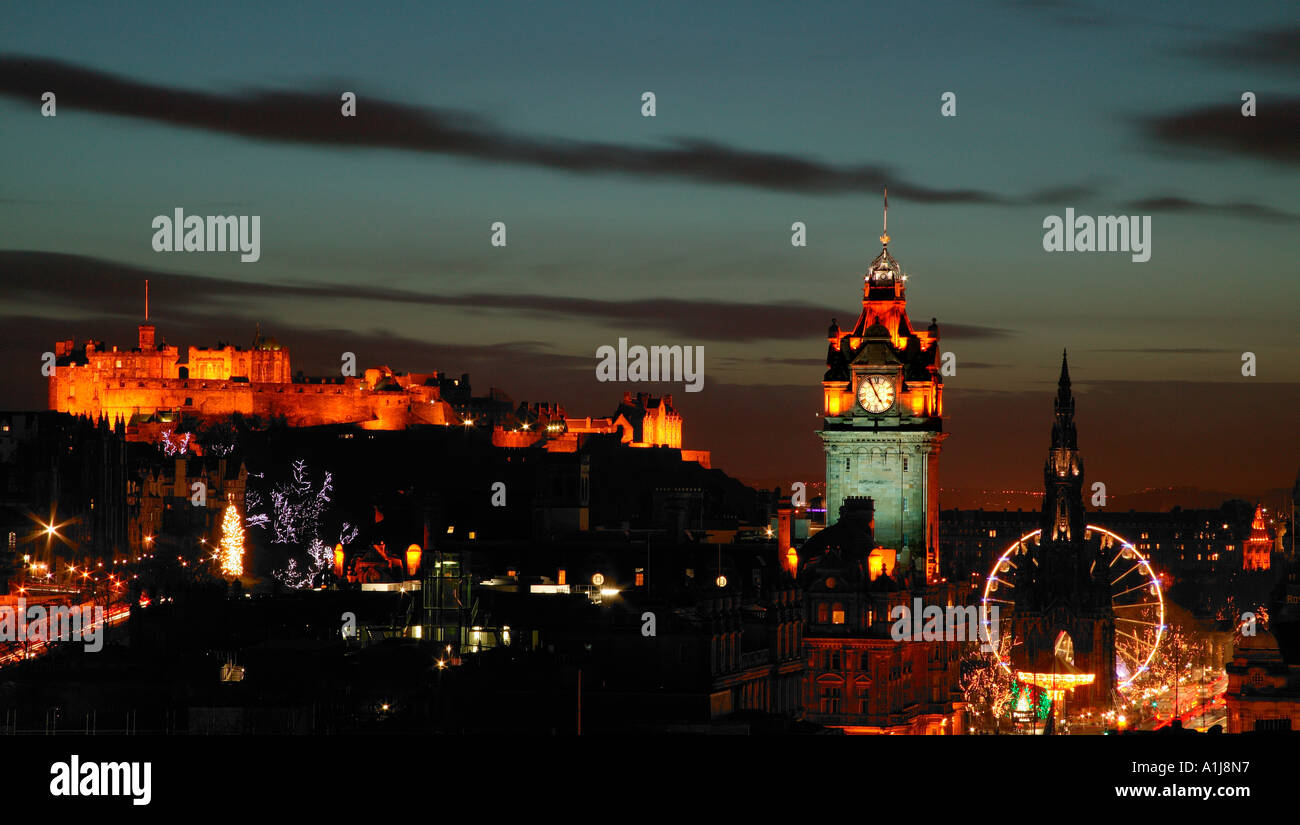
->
818;193;946;582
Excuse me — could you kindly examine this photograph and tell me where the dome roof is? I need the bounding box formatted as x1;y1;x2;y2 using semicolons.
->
1238;629;1279;649
1235;629;1282;660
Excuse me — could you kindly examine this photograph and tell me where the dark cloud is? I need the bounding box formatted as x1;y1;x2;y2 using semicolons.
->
721;356;828;368
1125;196;1298;222
941;324;1016;340
1177;26;1300;69
722;355;1010;371
1140;97;1300;165
0;251;1015;344
0;55;1089;204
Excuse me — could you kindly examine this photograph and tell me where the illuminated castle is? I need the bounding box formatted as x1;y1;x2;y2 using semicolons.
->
48;299;708;466
49;316;457;437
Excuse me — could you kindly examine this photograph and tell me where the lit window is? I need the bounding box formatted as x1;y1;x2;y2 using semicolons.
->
831;603;846;625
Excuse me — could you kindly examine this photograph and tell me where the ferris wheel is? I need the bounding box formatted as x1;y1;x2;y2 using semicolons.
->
980;525;1164;690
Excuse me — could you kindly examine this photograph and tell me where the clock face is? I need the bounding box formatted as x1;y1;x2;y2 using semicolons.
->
857;375;895;413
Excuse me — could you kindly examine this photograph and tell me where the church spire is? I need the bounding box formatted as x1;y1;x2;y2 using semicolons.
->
1043;349;1084;541
1052;349;1076;449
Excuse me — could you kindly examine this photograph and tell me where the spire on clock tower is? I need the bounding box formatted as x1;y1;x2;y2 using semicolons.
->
880;187;889;246
865;188;902;292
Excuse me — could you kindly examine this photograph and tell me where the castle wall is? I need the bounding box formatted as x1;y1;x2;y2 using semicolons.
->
50;368;456;432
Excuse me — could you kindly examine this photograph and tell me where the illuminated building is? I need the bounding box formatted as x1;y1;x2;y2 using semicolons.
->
1225;545;1300;731
493;393;710;467
818;195;945;581
50;314;713;476
1244;503;1272;571
795;496;965;733
1224;629;1300;732
49;319;458;437
1003;353;1118;711
793;203;963;733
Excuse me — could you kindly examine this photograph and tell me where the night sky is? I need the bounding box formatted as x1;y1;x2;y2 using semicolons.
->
1;1;1296;502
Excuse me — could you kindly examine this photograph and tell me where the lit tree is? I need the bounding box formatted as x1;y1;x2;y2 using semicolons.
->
960;648;1015;732
219;497;245;577
246;460;354;588
1139;626;1202;720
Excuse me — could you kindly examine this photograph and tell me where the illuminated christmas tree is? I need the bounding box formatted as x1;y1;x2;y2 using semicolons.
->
219;497;245;577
